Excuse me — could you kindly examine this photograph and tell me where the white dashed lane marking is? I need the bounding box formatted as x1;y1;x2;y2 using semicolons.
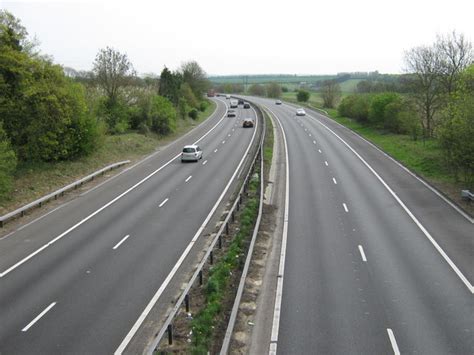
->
22;302;56;332
159;198;169;208
113;235;130;250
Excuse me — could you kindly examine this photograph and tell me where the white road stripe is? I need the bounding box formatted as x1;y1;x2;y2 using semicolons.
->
325;161;328;166
185;175;192;183
358;245;367;262
222;140;226;144
113;235;130;250
306;112;474;293
22;302;56;332
202;160;208;165
343;203;349;212
309;134;312;137
264;107;290;355
387;328;401;355
318;149;322;153
313;140;317;144
333;178;337;185
228;134;231;137
158;198;169;208
214;149;218;153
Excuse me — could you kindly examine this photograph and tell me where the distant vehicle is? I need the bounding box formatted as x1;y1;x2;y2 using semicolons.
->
230;99;238;108
207;89;216;97
243;102;251;109
275;100;282;105
238;99;244;105
227;109;237;117
181;145;203;162
242;118;254;128
225;94;231;99
296;108;306;116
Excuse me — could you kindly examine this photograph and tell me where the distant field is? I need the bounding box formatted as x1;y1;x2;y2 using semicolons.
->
209;74;337;85
339;79;361;92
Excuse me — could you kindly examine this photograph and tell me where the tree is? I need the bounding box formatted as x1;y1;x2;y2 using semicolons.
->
180;60;209;99
180;82;199;108
438;65;474;186
249;84;265;96
404;45;444;138
404;32;472;138
93;47;135;105
266;82;282;98
436;31;473;95
368;92;400;126
0;122;17;199
320;80;341;108
297;89;310;102
159;66;182;105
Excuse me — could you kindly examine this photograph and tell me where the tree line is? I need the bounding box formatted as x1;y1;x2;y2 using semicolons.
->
338;32;473;186
0;10;210;200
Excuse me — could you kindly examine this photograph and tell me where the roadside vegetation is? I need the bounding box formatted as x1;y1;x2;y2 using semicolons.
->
0;10;212;210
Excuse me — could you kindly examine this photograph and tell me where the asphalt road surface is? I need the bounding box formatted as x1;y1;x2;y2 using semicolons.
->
0;98;260;354
250;97;473;354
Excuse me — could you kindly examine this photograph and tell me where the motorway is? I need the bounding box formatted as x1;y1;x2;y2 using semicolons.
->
0;98;259;353
249;98;473;354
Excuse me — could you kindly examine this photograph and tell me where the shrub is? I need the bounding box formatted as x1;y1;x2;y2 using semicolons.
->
188;108;198;120
149;95;177;135
368;92;400;127
199;101;208;112
0;123;17;200
296;89;310;102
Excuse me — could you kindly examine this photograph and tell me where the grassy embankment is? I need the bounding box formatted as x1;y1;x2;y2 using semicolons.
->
0;101;216;214
280;91;470;211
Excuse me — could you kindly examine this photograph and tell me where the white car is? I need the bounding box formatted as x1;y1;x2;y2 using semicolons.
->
225;94;231;99
275;100;282;105
181;145;203;162
296;108;306;116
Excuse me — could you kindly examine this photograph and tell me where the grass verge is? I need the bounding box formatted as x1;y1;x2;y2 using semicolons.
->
190;172;260;353
0;100;217;214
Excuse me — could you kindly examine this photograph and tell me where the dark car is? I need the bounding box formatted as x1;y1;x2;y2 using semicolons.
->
243;102;251;109
238;99;244;105
242;118;254;128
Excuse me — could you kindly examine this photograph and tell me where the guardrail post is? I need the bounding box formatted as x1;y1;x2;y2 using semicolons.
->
185;294;190;313
225;223;229;235
210;251;214;265
199;270;203;285
231;211;235;222
219;235;222;249
167;324;173;345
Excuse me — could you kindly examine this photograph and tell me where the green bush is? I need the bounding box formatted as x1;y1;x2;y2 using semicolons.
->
338;94;371;123
189;108;199;120
199;101;208;112
0;123;17;199
149;95;177;135
368;92;400;127
297;89;310;102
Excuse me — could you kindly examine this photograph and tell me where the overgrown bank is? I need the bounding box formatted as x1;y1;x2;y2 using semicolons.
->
0;101;215;214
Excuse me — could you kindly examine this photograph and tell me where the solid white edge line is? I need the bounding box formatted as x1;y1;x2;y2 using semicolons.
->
185;175;192;183
264;107;290;355
0;101;230;278
113;235;130;250
387;328;401;355
343;203;349;212
306;112;474;293
114;105;260;355
22;302;56;332
158;198;169;208
358;245;367;262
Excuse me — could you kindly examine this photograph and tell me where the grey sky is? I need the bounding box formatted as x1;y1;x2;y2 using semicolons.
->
2;0;473;76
